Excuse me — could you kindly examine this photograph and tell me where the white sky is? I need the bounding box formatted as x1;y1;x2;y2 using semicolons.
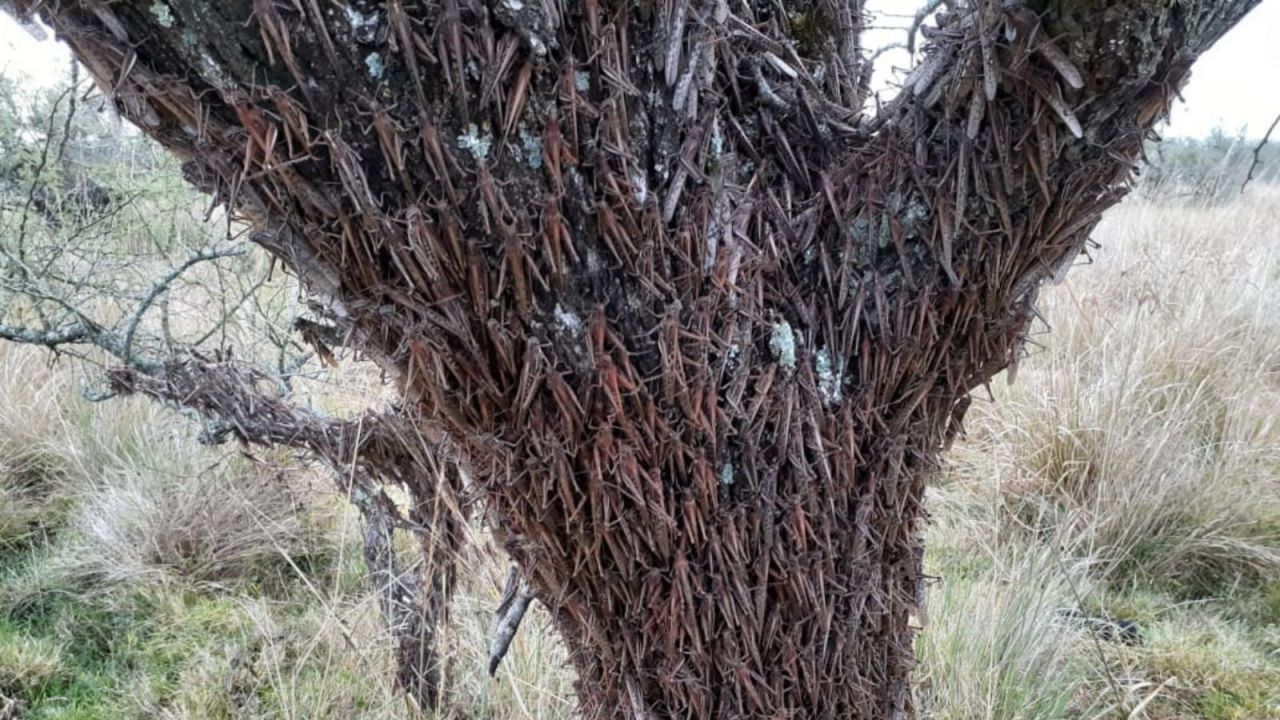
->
2;1;1277;139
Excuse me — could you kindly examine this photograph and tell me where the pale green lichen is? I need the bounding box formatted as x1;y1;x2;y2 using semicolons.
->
876;215;891;248
847;215;892;248
720;462;735;486
456;124;492;160
197;50;233;91
848;217;872;242
574;70;590;92
365;52;385;79
345;7;379;38
814;348;843;405
554;304;581;333
519;126;543;169
903;200;930;228
629;169;650;205
770;320;797;370
150;1;175;28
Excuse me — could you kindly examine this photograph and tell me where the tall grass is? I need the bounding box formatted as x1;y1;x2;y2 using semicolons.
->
953;189;1280;594
914;543;1102;720
0;349;78;551
55;457;313;589
930;187;1280;718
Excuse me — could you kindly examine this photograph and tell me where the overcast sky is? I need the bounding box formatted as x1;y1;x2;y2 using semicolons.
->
2;1;1277;139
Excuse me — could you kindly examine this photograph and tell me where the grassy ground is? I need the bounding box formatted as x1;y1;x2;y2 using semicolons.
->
0;190;1277;719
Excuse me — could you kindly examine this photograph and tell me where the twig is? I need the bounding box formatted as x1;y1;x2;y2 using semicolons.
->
122;247;243;364
191;260;272;348
869;42;907;62
1241;112;1280;192
14;85;73;266
905;0;946;54
0;321;91;346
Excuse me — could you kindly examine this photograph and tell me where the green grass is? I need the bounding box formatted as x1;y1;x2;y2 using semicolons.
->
1128;611;1280;719
0;521;400;719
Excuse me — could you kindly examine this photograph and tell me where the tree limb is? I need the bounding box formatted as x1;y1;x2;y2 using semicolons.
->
487;564;536;677
1241;113;1280;192
105;353;462;707
121;247;244;364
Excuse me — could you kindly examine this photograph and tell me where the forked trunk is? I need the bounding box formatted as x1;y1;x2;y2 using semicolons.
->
16;0;1260;716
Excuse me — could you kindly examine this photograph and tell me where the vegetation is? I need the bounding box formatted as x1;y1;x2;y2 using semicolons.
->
1;0;1273;716
1142;128;1280;200
1;113;1276;714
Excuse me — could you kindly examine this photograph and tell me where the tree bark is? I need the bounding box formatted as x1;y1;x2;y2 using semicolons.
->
13;0;1261;716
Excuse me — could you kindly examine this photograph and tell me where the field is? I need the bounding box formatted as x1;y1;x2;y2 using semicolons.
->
0;185;1278;718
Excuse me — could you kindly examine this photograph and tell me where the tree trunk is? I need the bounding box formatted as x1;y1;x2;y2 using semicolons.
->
15;0;1260;716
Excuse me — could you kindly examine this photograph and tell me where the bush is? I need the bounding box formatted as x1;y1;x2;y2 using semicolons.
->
1141;127;1280;201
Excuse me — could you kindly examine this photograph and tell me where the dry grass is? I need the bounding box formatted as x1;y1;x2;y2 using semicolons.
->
0;349;77;550
54;457;314;589
953;189;1280;594
0;628;65;698
914;543;1101;720
930;187;1280;718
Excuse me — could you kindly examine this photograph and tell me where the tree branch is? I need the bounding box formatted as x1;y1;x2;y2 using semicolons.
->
487;564;536;677
105;352;462;707
905;0;946;55
1241;113;1280;192
0;321;91;347
121;247;243;364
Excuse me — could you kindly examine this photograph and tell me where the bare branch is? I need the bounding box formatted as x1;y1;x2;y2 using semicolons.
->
906;0;946;55
104;352;461;706
122;247;244;364
869;42;908;63
14;84;74;266
1241;113;1280;192
104;354;437;470
0;321;91;347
